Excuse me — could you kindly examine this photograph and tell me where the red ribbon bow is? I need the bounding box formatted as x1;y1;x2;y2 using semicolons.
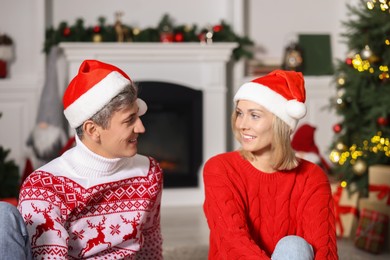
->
369;184;390;205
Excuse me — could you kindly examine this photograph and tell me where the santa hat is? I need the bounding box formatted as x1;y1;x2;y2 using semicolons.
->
63;60;147;128
234;70;306;130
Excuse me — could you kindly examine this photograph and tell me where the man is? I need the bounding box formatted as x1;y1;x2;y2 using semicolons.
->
13;59;163;259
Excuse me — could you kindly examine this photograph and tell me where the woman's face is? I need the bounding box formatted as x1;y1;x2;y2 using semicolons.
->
235;100;274;156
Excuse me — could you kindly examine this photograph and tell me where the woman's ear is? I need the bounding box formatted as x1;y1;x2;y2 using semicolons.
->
82;120;101;142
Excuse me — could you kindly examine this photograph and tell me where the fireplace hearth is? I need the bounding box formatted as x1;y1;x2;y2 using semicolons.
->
137;81;203;188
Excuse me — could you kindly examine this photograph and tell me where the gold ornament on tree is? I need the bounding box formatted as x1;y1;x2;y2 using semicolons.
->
360;44;380;63
361;45;372;60
336;142;347;151
353;159;367;176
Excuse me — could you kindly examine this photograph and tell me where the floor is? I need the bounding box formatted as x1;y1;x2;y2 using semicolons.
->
161;206;390;260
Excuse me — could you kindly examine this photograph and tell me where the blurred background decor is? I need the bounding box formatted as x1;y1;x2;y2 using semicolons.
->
0;112;20;206
0;33;14;78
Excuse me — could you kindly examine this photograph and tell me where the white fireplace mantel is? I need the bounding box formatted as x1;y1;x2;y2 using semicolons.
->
59;42;237;62
59;42;237;207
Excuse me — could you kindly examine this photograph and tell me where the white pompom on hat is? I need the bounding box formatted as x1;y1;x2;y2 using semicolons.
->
234;69;306;131
63;60;147;128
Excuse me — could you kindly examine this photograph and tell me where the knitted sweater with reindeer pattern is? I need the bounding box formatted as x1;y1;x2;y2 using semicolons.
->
203;151;338;260
18;137;163;260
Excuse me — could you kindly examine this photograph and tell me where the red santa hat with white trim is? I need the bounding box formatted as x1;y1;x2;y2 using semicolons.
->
63;60;147;128
234;69;306;131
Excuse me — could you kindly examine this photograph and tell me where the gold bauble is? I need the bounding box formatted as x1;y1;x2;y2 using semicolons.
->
353;159;367;176
93;34;102;42
133;28;140;35
361;45;373;60
336;142;347;151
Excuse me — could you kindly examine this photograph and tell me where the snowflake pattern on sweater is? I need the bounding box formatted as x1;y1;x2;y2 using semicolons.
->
203;151;338;260
18;139;163;260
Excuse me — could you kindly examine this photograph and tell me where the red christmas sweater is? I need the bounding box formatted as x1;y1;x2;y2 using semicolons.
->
18;138;163;259
203;151;338;260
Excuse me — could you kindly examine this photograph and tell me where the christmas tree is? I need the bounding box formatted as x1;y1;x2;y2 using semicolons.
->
328;1;390;195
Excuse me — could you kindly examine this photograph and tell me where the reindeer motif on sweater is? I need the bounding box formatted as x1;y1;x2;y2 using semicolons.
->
18;153;163;259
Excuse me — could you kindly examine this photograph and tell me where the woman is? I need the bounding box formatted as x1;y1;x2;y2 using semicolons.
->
203;70;338;259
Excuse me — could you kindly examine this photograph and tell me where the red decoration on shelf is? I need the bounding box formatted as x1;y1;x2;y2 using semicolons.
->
160;32;174;43
63;27;71;37
174;32;184;42
333;124;342;133
377;116;389;126
213;25;223;32
198;32;206;42
93;26;101;33
345;58;353;66
0;60;6;78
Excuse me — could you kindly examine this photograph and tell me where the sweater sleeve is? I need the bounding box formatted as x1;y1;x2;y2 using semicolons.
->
298;164;338;260
18;178;69;259
203;156;270;260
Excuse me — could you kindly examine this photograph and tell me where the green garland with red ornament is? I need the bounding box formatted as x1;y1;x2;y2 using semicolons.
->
44;14;254;61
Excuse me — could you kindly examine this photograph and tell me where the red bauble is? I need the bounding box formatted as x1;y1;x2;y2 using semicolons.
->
63;27;71;37
213;25;223;32
333;124;342;133
345;58;353;66
377;117;389;126
93;26;101;33
174;32;184;42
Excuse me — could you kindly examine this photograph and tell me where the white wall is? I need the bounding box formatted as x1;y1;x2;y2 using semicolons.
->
0;0;45;79
51;0;230;29
0;0;355;170
248;0;357;63
0;0;45;168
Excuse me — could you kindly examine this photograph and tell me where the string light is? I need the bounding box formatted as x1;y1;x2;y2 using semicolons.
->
379;65;389;79
352;54;371;72
366;0;390;11
337;74;346;86
329;132;390;166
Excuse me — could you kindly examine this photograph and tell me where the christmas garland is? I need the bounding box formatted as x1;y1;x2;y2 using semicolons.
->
44;14;254;60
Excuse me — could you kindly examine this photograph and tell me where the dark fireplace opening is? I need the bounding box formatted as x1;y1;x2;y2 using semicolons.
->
137;81;203;188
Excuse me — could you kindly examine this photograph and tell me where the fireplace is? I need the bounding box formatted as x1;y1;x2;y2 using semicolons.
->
137;81;203;188
59;42;237;206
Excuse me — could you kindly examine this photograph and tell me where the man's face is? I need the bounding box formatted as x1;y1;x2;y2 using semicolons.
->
94;102;145;158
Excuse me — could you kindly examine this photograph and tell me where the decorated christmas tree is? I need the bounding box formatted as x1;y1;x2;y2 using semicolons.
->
328;1;390;195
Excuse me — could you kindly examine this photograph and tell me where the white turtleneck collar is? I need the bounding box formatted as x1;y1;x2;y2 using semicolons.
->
39;135;150;188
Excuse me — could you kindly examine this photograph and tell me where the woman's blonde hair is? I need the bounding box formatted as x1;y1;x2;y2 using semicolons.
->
231;106;299;171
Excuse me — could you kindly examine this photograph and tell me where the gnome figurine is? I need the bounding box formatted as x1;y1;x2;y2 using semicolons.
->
27;46;68;166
